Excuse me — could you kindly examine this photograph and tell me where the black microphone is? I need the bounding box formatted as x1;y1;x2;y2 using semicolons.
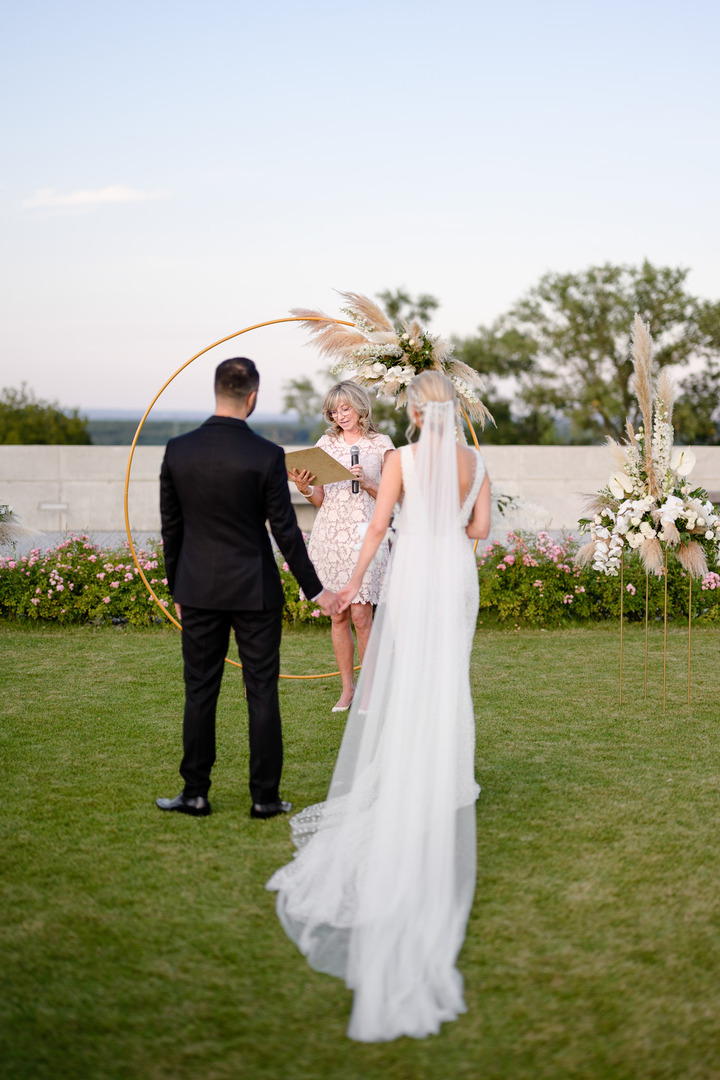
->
350;445;360;494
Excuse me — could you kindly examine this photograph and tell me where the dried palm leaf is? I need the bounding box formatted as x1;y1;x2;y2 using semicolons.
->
675;541;708;579
574;541;597;568
640;537;664;574
581;493;613;516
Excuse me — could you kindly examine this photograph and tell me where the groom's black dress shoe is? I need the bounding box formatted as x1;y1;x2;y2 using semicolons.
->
156;793;211;816
250;799;292;819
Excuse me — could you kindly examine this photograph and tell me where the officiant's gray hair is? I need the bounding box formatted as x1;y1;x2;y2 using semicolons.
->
323;381;379;439
406;371;456;438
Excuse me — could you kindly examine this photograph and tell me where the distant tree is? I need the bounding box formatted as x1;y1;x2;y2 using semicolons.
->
674;360;720;444
458;261;720;443
0;384;92;444
453;326;558;443
375;288;440;329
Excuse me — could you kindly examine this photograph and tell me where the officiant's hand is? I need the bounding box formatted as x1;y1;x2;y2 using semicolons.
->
316;588;340;616
288;467;316;495
336;580;360;613
174;602;182;622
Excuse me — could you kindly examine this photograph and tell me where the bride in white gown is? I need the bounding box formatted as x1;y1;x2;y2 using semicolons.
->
266;371;491;1042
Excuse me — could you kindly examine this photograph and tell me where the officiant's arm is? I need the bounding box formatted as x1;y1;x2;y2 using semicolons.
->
336;451;402;610
288;468;324;508
466;474;492;540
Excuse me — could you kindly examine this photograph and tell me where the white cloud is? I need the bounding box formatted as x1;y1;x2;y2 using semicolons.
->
21;185;167;209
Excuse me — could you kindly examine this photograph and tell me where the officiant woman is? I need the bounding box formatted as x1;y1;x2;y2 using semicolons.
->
288;382;394;712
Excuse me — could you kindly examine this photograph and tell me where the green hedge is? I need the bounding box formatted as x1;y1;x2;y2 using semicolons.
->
0;535;328;627
1;530;719;627
477;530;720;625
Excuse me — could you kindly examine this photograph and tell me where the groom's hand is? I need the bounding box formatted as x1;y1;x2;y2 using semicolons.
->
317;589;339;616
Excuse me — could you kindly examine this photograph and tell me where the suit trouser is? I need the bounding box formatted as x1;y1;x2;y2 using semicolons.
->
179;605;284;803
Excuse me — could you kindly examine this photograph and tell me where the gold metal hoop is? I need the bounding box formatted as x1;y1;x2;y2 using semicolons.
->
123;316;356;679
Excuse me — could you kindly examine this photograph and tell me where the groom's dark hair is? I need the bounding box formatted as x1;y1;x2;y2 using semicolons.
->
215;357;260;401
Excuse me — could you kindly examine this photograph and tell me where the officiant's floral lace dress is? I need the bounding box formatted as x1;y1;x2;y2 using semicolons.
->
308;431;394;602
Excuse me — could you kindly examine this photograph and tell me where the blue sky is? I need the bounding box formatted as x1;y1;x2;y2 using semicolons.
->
2;0;719;416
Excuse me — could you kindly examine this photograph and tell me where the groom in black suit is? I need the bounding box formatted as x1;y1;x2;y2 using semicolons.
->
156;356;336;819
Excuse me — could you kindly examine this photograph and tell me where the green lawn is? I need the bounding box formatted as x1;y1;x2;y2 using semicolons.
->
2;621;720;1080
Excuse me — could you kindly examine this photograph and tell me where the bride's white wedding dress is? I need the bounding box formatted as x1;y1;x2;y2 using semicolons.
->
267;400;486;1042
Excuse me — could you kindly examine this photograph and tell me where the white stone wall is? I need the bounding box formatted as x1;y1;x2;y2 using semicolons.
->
2;444;719;539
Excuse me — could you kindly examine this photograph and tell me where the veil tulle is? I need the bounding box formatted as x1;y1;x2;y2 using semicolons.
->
267;399;480;1042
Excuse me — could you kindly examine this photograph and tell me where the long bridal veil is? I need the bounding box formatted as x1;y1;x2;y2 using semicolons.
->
267;399;479;1042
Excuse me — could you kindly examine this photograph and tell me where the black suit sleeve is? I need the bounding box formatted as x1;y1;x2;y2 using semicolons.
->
265;449;324;600
160;449;183;595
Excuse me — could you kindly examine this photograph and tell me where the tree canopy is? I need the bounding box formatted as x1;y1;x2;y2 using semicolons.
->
458;261;720;443
0;384;92;445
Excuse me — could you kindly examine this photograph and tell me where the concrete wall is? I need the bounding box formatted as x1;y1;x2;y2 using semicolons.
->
2;444;719;539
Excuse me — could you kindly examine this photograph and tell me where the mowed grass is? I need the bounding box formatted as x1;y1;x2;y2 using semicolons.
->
1;620;720;1080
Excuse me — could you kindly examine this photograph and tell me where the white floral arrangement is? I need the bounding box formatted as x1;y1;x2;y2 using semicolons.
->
291;291;493;431
0;503;31;549
577;315;720;579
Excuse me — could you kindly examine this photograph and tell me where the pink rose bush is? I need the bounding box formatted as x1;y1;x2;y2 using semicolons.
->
477;531;720;625
0;534;330;627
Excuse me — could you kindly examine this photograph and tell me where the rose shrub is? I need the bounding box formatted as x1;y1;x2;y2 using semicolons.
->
0;534;330;626
477;531;720;625
2;531;719;627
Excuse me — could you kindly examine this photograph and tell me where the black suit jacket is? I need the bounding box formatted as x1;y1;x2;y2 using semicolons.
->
160;416;323;610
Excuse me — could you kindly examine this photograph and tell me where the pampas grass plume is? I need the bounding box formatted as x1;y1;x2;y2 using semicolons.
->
640;537;665;574
675;541;708;579
574;541;597;568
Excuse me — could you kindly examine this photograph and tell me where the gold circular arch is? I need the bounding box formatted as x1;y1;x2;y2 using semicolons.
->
123;315;356;679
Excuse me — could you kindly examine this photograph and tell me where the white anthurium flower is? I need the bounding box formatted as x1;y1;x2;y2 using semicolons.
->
670;447;696;477
608;472;634;497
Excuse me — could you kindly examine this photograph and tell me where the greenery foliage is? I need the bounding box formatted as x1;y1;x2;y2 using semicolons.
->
458;261;720;444
0;383;92;444
0;535;330;627
477;531;720;625
2;532;719;629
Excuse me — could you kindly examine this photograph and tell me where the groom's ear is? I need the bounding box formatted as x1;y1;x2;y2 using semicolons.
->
246;388;258;416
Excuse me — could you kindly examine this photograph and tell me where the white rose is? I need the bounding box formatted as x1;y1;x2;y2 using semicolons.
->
697;518;705;527
639;521;656;539
631;517;641;527
706;530;714;540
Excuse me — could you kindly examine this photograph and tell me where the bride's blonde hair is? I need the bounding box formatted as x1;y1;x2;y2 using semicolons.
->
405;371;456;439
